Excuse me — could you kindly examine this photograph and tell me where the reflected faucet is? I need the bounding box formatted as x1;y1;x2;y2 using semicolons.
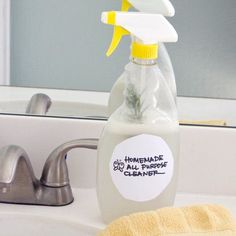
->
0;139;98;206
26;93;52;115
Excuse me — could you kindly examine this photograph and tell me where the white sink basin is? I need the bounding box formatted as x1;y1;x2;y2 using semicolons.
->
0;189;105;236
0;86;109;118
0;189;235;236
0;213;97;236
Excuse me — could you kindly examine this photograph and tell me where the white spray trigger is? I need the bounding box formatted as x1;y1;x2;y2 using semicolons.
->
127;0;175;16
102;12;178;45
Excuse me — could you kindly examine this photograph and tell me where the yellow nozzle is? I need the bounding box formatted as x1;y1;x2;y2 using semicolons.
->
105;0;132;57
121;0;132;11
106;12;130;57
104;11;159;59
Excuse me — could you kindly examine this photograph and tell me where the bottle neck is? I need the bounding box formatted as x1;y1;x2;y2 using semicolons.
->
131;57;157;66
122;57;159;121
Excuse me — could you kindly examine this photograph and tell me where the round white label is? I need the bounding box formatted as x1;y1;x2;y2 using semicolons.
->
110;134;174;202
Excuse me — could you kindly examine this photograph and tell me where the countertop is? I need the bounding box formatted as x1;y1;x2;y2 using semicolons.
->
0;188;235;234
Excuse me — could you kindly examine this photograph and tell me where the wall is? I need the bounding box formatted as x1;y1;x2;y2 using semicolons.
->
10;0;129;91
10;0;236;99
0;0;10;85
168;0;236;99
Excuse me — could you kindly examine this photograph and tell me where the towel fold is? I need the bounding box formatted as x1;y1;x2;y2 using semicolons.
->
99;204;236;236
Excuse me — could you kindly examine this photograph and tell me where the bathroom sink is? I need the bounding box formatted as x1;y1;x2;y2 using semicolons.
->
0;86;236;235
0;188;235;236
0;86;108;118
0;189;105;236
0;112;235;235
0;213;97;236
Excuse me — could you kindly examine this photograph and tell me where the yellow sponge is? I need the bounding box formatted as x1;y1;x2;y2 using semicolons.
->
99;205;236;236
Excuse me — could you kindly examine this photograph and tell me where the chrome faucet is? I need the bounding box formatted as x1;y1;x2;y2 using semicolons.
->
26;93;52;115
0;139;98;206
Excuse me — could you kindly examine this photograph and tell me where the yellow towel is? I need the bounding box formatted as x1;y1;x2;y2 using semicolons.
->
99;205;236;236
179;120;227;126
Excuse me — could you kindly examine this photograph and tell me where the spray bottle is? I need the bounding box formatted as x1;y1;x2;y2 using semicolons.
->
108;0;177;115
97;11;179;223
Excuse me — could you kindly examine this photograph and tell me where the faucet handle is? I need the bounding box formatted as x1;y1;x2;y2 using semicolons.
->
40;139;98;187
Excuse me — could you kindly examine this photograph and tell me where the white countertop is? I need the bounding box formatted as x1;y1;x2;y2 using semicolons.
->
0;188;235;234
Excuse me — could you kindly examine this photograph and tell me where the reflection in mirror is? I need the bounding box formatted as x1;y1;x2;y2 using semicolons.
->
0;0;235;127
26;93;52;115
0;86;108;118
0;86;235;127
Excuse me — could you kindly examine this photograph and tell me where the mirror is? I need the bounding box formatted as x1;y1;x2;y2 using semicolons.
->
0;0;235;126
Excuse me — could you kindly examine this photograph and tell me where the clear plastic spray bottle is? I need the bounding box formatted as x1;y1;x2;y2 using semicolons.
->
97;11;179;223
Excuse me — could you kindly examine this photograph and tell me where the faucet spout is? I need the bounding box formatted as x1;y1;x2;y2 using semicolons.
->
40;139;98;187
26;93;52;115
